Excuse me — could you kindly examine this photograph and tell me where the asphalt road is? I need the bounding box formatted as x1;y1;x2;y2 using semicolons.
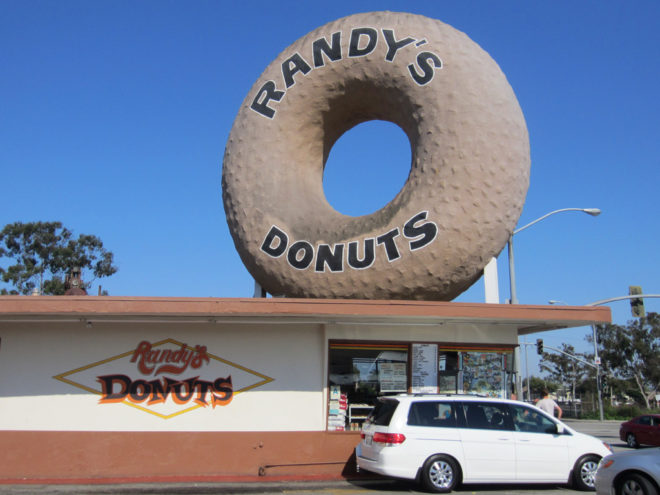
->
0;420;631;495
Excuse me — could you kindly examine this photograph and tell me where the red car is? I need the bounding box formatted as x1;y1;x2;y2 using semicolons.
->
619;414;660;448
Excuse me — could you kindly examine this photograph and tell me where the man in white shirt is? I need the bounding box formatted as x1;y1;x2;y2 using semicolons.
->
536;389;562;419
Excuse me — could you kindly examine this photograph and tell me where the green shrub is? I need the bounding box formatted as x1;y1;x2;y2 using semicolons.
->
608;404;641;420
581;404;657;420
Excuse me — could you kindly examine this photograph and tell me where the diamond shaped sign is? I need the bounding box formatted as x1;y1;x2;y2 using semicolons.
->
53;338;274;419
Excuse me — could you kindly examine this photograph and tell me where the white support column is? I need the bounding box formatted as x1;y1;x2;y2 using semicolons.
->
253;280;267;298
483;257;500;304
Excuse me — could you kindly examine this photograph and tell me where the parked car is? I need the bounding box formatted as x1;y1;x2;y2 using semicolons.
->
620;415;660;448
595;447;660;495
356;394;612;493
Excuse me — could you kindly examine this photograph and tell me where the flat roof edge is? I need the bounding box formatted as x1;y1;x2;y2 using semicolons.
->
0;296;611;327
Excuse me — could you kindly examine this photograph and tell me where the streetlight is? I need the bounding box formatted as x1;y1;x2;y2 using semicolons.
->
508;208;601;305
508;207;601;400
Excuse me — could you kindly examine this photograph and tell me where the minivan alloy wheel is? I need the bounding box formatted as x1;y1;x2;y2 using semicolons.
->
422;455;459;493
574;455;601;490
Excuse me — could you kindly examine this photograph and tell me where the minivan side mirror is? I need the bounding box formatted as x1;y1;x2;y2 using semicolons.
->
555;423;565;434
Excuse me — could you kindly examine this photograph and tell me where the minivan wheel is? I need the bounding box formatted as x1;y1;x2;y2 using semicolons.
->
573;455;601;491
421;455;460;493
626;433;639;449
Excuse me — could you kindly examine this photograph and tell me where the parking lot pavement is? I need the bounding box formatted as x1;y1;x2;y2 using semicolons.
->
562;418;625;451
0;420;628;495
0;480;604;495
0;480;375;495
0;480;580;495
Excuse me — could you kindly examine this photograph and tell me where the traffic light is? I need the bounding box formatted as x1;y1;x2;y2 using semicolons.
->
600;374;608;392
629;286;645;318
536;339;544;355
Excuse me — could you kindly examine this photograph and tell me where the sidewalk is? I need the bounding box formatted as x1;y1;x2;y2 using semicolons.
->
0;479;390;495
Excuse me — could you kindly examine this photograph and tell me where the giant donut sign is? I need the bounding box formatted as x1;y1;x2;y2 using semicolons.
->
222;12;530;300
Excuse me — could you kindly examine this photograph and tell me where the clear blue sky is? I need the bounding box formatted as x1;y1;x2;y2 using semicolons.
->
2;1;659;372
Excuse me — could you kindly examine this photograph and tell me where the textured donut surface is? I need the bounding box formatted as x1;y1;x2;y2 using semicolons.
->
222;11;530;300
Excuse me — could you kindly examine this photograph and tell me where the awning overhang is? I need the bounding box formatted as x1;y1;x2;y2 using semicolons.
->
0;296;611;336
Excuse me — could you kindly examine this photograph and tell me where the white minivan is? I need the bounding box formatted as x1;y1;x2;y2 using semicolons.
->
356;394;612;493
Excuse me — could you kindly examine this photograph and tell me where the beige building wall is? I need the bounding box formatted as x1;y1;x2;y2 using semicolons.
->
0;322;327;431
0;319;518;432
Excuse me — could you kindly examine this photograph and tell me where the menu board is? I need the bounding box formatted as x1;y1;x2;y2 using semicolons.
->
411;343;438;393
378;362;407;392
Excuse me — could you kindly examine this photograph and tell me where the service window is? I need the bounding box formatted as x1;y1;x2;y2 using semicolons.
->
328;342;408;431
438;351;459;394
327;341;515;430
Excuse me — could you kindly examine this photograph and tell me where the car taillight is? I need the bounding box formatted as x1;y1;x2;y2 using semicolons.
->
372;432;406;445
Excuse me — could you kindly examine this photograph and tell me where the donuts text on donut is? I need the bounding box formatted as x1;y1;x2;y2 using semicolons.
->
260;211;438;273
250;27;443;119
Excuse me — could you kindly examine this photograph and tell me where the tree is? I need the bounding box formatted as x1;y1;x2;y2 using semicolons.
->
539;343;589;403
589;313;660;409
528;375;557;399
0;221;118;295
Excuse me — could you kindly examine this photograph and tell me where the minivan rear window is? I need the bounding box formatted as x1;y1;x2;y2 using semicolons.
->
368;399;399;426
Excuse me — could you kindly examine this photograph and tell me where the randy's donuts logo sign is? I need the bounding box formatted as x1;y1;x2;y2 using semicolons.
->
98;340;234;408
54;338;274;419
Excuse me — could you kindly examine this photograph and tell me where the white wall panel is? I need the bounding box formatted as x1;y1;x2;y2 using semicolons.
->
0;323;325;431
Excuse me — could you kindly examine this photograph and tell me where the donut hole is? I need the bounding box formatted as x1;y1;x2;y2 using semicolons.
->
323;120;412;217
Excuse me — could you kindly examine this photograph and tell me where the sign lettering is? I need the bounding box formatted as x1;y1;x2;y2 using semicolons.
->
260;211;438;272
97;340;234;408
251;28;443;119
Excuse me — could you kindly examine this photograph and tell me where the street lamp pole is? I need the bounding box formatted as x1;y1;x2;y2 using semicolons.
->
508;234;518;305
592;324;604;421
508;208;601;401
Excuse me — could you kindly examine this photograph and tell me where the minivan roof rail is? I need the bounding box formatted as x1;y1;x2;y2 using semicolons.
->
389;393;490;398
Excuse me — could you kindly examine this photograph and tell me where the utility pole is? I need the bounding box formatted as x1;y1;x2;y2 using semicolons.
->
586;293;659;420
